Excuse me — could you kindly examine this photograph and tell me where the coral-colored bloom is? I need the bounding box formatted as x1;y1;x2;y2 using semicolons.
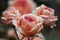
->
1;7;20;26
36;4;54;16
13;14;43;36
11;0;35;15
35;4;58;28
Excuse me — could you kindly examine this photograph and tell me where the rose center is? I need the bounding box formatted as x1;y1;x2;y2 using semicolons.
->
44;7;52;12
25;16;34;22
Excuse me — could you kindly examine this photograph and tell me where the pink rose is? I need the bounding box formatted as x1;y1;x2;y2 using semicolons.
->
1;7;21;26
35;4;58;28
11;0;35;16
36;4;54;16
13;14;43;36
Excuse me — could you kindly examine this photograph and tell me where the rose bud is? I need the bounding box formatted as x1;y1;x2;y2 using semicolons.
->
12;14;43;36
40;15;58;28
1;7;21;26
35;4;54;16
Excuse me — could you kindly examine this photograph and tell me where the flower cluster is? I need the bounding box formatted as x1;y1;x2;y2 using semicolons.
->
1;4;58;36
